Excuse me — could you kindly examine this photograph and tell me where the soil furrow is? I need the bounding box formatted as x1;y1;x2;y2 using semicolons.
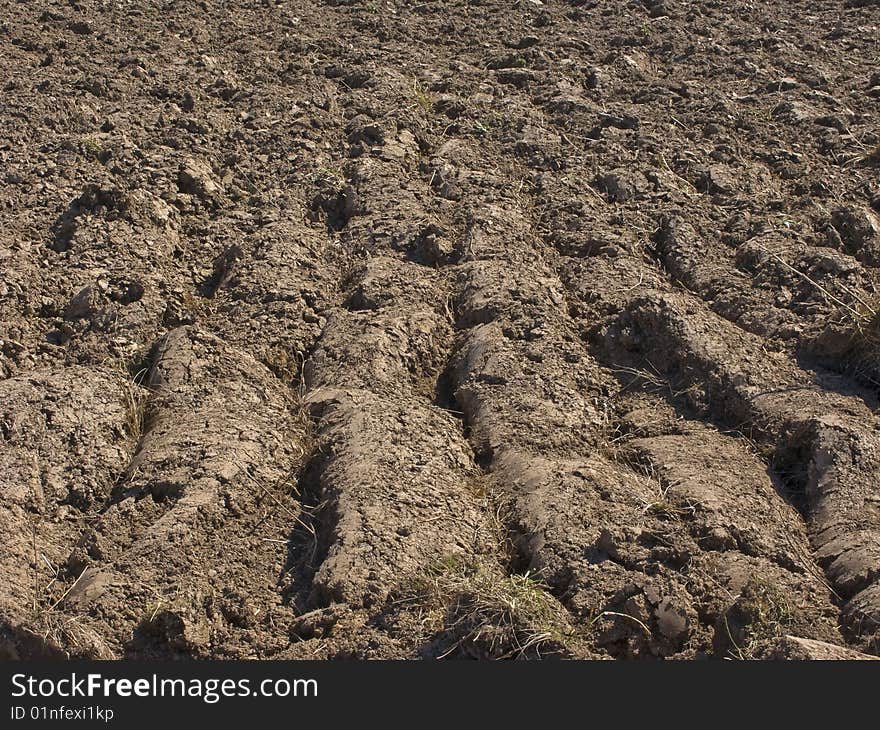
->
0;367;137;658
31;327;311;658
604;291;880;650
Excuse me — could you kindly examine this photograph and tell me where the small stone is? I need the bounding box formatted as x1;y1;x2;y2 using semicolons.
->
655;598;688;641
64;286;101;322
766;77;798;92
768;635;879;660
178;157;220;198
643;585;662;606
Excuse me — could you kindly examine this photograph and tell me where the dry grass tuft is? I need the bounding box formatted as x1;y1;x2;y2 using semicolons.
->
122;382;148;442
263;346;306;393
412;79;435;114
401;555;585;659
823;299;880;386
722;577;793;660
753;240;880;381
851;305;880;377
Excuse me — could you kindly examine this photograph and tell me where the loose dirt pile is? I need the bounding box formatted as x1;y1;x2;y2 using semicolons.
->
1;0;879;659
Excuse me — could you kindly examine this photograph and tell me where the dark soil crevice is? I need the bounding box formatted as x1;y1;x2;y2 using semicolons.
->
280;442;333;613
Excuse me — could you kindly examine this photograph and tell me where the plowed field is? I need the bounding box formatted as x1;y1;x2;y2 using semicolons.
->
1;0;879;659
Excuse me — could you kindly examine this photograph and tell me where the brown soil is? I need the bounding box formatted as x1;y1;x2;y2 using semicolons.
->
1;0;879;660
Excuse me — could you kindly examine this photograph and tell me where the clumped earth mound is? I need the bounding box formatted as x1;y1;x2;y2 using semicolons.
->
1;0;879;659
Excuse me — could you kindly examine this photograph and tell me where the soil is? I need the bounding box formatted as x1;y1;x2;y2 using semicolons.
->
1;0;879;660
